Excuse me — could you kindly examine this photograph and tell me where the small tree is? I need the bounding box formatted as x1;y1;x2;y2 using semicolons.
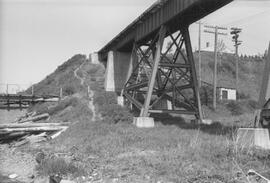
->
217;39;226;54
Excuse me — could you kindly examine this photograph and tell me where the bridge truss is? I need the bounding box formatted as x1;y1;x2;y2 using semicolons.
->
123;25;202;119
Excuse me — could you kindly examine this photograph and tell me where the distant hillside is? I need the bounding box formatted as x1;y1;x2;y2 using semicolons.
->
194;51;265;100
24;54;87;96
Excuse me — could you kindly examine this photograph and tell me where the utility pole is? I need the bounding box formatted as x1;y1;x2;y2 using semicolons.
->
31;85;34;96
196;21;202;88
204;25;227;110
231;27;242;99
6;84;9;94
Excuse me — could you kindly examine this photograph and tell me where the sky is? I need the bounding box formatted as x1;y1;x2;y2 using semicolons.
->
0;0;270;86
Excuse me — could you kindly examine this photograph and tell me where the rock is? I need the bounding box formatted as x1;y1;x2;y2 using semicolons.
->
49;175;62;183
9;173;18;179
28;174;35;179
34;176;50;183
35;151;46;164
201;119;213;125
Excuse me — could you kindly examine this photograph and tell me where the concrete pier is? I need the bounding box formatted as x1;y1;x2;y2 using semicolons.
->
89;52;100;64
237;128;270;150
104;51;115;92
104;51;132;92
133;117;155;128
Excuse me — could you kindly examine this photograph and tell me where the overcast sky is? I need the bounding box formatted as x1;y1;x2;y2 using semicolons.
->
0;0;270;86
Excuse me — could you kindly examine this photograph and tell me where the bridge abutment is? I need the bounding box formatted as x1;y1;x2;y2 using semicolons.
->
89;52;100;64
104;51;132;92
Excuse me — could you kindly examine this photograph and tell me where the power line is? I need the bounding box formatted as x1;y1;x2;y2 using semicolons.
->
220;9;270;27
230;27;242;98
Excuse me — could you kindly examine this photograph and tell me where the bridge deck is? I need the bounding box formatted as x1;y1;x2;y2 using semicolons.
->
99;0;233;60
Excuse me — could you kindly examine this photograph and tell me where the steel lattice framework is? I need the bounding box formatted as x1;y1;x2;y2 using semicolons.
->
99;0;234;120
123;25;202;119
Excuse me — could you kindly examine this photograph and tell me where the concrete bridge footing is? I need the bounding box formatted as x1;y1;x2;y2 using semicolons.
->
237;128;270;150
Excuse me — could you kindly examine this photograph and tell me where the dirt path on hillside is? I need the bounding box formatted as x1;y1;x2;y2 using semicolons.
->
74;62;85;85
74;61;97;121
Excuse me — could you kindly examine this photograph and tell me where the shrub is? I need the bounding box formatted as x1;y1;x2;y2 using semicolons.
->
226;101;244;116
100;104;133;124
87;65;100;75
63;85;76;96
94;91;133;124
36;157;84;177
200;85;213;106
94;91;117;106
237;92;250;100
31;103;50;115
48;97;79;115
247;99;259;109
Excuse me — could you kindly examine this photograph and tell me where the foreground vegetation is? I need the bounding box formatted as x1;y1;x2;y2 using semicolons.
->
23;54;270;182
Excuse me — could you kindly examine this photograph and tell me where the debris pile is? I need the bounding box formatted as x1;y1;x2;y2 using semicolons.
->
0;112;69;146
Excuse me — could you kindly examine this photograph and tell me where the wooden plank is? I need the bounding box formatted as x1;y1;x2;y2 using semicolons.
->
0;122;70;129
17;113;50;123
0;126;68;133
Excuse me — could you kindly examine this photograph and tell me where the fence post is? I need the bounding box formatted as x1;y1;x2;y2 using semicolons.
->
31;85;34;96
59;88;63;100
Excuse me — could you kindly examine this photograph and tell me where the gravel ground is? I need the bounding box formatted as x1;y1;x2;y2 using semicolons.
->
0;110;36;183
0;145;36;183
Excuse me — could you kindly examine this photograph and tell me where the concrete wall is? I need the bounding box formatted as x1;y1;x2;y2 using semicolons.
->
89;52;100;64
104;51;132;92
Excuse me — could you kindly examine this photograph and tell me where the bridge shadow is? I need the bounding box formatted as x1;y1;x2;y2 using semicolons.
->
151;113;238;138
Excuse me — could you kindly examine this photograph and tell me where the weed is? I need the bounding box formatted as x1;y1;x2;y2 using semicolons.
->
94;91;133;124
48;97;79;116
226;101;244;116
36;157;84;177
63;85;76;96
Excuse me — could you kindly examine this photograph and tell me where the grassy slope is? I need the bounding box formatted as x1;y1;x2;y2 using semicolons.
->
194;52;264;100
26;54;269;182
24;54;86;96
193;52;265;124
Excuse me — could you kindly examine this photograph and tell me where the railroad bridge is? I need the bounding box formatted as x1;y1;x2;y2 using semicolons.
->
95;0;233;124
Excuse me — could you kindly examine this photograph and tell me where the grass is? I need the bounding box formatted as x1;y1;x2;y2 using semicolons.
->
36;156;85;177
49;118;269;182
23;54;86;97
194;52;264;100
27;55;269;182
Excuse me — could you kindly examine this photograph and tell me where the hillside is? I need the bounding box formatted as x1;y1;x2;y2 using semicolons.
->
3;53;269;182
194;51;264;100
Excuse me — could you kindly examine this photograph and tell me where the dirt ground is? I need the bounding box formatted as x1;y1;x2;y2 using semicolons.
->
0;110;36;183
0;144;36;183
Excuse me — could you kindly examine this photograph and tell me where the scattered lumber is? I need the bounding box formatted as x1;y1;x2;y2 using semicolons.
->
1;126;68;133
1;109;70;146
0;121;70;144
17;113;49;123
0;132;29;141
35;97;59;102
50;126;68;139
0;122;70;129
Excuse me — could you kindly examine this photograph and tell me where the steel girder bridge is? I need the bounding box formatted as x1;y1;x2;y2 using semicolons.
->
98;0;233;121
